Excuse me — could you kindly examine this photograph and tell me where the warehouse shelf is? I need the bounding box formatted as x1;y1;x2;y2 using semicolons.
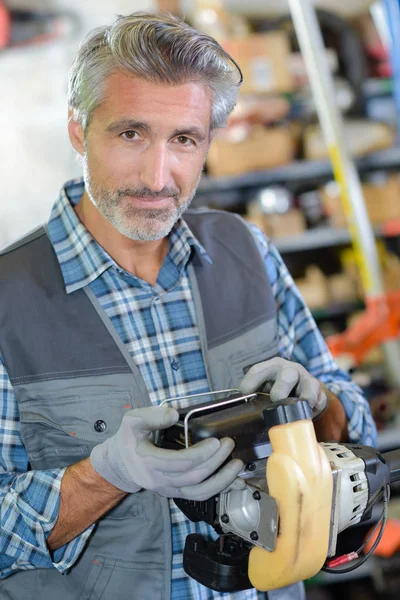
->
271;218;400;253
272;224;392;254
310;301;364;321
196;147;400;199
273;226;353;253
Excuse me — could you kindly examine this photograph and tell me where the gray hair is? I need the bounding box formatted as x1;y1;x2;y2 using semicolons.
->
68;12;242;132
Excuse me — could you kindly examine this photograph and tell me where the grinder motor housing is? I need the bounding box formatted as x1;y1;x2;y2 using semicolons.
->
157;392;313;592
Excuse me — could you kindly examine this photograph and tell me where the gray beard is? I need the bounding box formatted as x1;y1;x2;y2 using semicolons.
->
82;159;200;241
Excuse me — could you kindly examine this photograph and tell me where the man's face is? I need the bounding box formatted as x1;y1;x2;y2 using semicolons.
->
74;72;213;241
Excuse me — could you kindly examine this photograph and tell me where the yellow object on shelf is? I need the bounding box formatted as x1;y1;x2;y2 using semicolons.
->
341;243;400;297
304;120;395;161
248;420;332;591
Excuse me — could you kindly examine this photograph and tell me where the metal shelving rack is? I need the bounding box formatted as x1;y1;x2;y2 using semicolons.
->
196;148;400;199
273;221;396;254
196;1;400;383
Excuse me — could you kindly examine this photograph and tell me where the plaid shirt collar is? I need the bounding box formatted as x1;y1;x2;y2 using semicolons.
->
47;178;212;294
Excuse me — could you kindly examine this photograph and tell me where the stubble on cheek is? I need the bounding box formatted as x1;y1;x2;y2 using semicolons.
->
82;148;204;239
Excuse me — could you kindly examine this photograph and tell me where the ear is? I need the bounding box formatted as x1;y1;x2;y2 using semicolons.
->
68;109;85;156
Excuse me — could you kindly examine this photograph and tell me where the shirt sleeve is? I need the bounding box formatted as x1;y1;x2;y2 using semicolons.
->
0;354;94;578
248;223;377;447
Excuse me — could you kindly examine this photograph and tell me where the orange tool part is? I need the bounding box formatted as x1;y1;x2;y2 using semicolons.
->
327;292;400;365
364;519;400;558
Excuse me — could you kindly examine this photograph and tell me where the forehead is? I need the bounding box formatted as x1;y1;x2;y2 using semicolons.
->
94;71;213;131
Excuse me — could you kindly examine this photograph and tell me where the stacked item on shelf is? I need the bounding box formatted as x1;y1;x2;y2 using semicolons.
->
242;171;400;339
244;186;307;239
321;172;400;227
207;122;297;177
191;4;397;179
304;120;395;160
191;3;400;358
294;265;360;312
191;0;299;178
206;29;297;177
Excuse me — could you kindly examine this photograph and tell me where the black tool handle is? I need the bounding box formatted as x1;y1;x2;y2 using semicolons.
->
382;449;400;484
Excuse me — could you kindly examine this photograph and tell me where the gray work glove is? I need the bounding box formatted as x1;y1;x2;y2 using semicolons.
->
239;357;328;418
90;405;244;501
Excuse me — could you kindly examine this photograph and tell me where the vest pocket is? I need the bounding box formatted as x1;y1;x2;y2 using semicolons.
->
226;339;279;390
207;320;279;390
19;390;133;470
80;555;164;600
229;341;279;384
29;444;89;462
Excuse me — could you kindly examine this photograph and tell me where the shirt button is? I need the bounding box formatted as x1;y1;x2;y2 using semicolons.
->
171;360;180;371
94;419;107;433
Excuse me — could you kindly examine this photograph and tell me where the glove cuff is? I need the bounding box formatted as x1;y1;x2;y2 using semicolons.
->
90;439;141;494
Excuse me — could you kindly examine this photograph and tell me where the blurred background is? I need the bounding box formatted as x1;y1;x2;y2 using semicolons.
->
0;0;156;244
2;0;400;598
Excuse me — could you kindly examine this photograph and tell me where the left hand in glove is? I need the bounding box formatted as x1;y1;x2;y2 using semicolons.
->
239;357;328;418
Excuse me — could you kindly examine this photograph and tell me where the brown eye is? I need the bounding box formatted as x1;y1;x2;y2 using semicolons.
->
176;136;194;146
122;130;137;140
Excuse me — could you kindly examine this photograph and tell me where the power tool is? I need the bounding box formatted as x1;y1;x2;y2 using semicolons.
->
157;390;399;592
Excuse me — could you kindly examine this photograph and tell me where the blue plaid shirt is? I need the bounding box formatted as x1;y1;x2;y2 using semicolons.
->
0;179;377;598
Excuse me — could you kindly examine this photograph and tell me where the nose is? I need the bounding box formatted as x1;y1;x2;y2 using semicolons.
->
139;143;171;193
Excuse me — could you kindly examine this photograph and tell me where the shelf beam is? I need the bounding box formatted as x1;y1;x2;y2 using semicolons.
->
195;148;400;199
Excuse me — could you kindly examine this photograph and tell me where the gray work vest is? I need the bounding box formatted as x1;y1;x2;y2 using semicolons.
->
0;209;304;600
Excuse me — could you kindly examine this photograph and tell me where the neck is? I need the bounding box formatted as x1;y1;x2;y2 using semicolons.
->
74;191;169;286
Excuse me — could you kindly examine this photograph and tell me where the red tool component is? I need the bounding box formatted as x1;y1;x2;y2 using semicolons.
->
0;1;11;49
326;552;359;568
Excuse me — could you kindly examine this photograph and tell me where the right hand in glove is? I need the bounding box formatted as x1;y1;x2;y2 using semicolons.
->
90;405;243;501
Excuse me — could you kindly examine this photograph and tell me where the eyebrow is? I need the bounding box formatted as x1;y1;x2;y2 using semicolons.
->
106;120;151;134
106;119;208;142
171;127;207;142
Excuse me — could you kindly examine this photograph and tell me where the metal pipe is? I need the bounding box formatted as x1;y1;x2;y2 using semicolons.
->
288;0;400;384
288;0;383;296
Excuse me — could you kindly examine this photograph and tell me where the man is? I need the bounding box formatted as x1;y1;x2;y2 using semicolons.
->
0;12;376;600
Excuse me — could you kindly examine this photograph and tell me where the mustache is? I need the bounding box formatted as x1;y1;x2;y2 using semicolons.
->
117;187;179;201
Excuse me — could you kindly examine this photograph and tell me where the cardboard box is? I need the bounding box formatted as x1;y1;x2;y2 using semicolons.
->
207;124;296;177
295;266;330;310
156;0;181;13
263;209;306;239
327;272;359;304
222;32;294;95
304;120;395;160
245;207;306;239
321;173;400;227
295;266;360;310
